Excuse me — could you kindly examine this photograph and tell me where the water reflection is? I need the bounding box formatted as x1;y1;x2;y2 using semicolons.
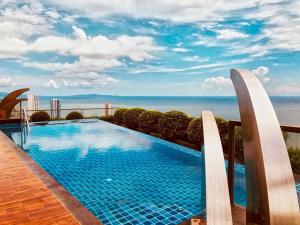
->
15;121;152;159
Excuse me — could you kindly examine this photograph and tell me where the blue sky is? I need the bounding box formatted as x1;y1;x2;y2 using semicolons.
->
0;0;299;96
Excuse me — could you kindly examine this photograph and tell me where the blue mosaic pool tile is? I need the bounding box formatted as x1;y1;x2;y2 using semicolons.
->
17;121;207;224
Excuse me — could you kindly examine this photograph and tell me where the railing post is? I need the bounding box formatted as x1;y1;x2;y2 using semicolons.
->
104;103;108;116
228;121;235;206
104;103;112;116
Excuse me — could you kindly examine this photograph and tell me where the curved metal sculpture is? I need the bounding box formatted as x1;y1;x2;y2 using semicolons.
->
202;110;233;225
0;88;29;108
230;69;300;224
0;88;29;118
5;99;23;118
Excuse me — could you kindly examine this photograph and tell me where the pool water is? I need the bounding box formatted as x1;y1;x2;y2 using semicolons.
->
11;120;248;225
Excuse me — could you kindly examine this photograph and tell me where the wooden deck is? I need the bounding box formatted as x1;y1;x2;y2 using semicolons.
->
180;205;246;225
0;132;80;225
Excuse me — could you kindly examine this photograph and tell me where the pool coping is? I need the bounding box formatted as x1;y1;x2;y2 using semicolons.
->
11;136;102;225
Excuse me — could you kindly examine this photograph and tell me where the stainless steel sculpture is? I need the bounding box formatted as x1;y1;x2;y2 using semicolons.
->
202;110;233;225
230;69;300;224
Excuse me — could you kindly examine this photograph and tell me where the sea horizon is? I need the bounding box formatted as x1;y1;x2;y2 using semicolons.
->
23;95;300;126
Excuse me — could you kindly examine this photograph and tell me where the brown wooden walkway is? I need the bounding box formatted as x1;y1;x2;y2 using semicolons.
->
0;132;79;225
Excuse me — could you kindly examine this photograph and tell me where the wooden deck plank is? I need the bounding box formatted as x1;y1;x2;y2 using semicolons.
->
0;132;79;225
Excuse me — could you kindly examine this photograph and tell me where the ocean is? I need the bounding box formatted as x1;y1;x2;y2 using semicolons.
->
37;95;300;126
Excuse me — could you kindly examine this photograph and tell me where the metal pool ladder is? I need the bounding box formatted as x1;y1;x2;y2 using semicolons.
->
21;109;30;132
20;109;30;147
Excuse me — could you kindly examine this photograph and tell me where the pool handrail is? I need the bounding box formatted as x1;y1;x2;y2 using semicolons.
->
201;110;233;225
231;69;300;224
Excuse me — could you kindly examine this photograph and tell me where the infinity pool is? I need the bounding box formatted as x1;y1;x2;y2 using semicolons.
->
11;120;247;225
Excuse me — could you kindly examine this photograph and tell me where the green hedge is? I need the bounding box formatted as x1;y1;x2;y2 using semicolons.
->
114;108;128;124
111;107;300;174
288;148;300;174
30;111;50;122
158;111;192;141
215;117;229;151
186;117;243;157
138;110;163;133
234;127;244;161
123;108;146;129
99;115;114;122
187;118;203;147
66;111;84;120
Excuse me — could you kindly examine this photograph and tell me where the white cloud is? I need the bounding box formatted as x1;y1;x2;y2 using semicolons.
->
45;9;61;19
0;1;55;39
0;77;16;87
172;47;190;53
191;1;300;56
60;72;118;88
62;77;118;89
28;26;161;62
148;21;160;27
227;44;270;58
40;72;118;89
24;57;122;73
182;56;209;63
216;29;249;40
0;21;37;39
43;79;58;89
13;25;161;78
48;0;260;23
0;1;61;58
133;27;161;35
0;37;29;59
130;58;252;74
130;62;227;74
252;66;270;83
72;25;87;41
274;84;300;95
201;76;233;90
232;1;300;56
0;2;162;63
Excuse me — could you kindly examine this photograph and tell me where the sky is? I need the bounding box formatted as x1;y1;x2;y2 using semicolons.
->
0;0;299;96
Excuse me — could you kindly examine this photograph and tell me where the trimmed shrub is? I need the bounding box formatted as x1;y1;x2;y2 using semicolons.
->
123;108;146;129
229;128;287;163
288;148;300;174
187;118;203;147
158;111;192;141
138;110;163;133
283;131;289;141
215;117;229;151
114;108;128;124
30;111;50;122
66;111;84;120
99;115;114;122
234;127;244;161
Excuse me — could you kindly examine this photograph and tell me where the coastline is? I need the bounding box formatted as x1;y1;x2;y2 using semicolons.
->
32;95;300;126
